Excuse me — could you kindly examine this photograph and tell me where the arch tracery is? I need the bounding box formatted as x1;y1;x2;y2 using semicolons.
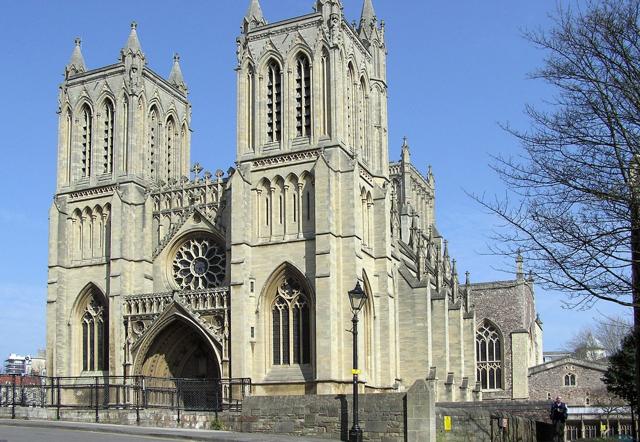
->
476;320;503;390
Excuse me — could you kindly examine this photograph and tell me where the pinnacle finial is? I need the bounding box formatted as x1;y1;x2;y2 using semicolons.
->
516;250;524;280
401;137;411;163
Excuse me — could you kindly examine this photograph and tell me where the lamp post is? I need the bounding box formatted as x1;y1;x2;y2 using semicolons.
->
348;281;367;442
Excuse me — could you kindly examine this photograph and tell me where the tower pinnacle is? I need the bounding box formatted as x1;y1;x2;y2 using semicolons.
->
121;21;145;62
168;53;188;95
243;0;266;33
65;37;86;79
359;0;376;31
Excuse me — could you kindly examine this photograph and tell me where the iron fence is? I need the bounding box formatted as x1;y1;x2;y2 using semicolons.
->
0;374;251;422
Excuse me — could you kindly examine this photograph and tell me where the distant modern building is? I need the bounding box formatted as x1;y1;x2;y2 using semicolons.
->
4;351;46;376
4;354;32;375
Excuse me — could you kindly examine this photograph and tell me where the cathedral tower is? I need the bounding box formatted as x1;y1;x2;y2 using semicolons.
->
230;0;396;394
47;24;191;376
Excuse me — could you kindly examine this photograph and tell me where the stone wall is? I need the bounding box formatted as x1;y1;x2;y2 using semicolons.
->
0;381;552;442
528;359;611;405
230;392;406;441
435;404;553;442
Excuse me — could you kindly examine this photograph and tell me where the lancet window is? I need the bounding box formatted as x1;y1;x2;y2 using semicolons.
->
266;61;282;143
476;320;503;389
102;100;114;175
346;65;356;149
148;107;160;179
81;293;108;372
295;54;311;138
166;117;176;180
80;105;93;178
320;48;331;137
247;65;255;151
272;279;311;366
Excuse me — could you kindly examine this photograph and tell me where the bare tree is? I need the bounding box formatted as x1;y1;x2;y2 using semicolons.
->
565;316;632;357
471;0;640;421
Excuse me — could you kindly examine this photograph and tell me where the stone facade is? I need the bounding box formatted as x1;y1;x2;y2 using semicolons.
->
45;0;544;403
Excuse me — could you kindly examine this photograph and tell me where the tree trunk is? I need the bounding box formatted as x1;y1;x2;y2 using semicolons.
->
631;200;640;442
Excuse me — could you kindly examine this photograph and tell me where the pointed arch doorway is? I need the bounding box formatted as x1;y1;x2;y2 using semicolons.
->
135;317;222;409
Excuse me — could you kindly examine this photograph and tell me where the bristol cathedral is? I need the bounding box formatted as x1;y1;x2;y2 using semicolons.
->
46;0;544;401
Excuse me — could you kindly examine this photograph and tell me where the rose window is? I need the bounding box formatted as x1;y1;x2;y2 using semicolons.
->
172;237;226;290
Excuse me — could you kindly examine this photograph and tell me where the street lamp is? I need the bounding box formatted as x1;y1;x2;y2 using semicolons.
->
348;281;367;442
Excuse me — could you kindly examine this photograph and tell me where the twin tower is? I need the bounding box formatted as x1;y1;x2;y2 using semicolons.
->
47;0;487;400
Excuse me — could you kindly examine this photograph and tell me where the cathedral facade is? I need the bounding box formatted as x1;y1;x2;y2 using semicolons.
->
46;0;543;400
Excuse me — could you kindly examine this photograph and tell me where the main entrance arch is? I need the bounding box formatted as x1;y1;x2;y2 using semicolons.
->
139;319;220;379
133;315;222;409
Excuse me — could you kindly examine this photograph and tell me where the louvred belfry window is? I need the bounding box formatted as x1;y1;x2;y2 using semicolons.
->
102;100;114;174
295;54;311;138
81;105;93;177
267;61;282;143
476;321;503;389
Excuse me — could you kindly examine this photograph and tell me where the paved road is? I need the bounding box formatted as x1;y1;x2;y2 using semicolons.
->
0;420;340;442
0;425;178;441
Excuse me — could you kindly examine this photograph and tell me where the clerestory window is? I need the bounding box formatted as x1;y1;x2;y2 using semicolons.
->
476;320;503;389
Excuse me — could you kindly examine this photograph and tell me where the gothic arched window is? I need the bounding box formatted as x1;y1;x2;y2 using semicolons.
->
476;320;503;389
295;54;311;138
266;61;282;143
80;105;93;178
272;279;311;366
102;100;114;175
80;292;108;372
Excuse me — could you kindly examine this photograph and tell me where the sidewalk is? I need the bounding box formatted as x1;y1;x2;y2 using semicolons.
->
0;418;341;441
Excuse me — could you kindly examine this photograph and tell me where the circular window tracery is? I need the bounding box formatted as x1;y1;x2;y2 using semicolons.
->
172;236;226;290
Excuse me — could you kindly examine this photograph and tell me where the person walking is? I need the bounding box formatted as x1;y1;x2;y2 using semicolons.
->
550;396;568;442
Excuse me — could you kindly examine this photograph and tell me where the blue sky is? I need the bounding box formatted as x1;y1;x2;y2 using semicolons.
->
0;0;632;363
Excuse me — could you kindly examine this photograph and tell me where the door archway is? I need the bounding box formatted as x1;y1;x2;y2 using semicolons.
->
135;317;222;409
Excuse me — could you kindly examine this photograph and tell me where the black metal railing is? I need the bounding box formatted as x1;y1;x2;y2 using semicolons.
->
0;374;251;423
